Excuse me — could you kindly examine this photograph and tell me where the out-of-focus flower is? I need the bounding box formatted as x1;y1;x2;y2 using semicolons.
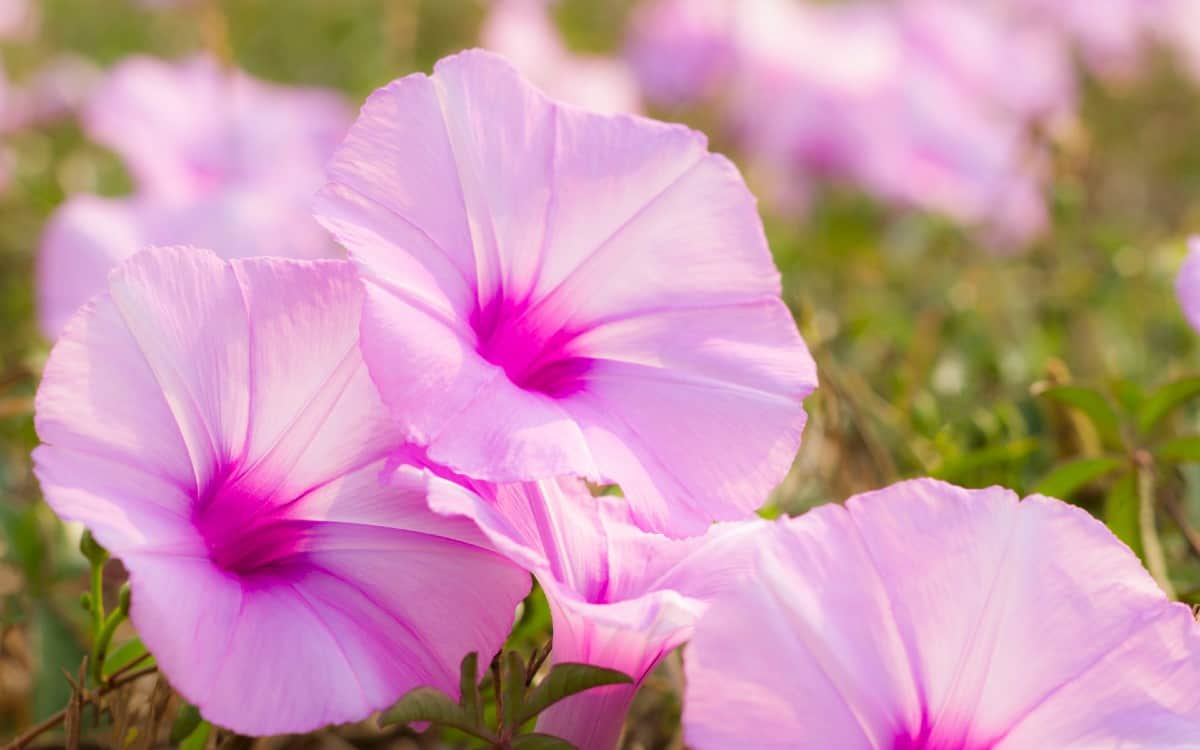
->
0;0;37;41
899;0;1074;123
1176;237;1200;333
425;472;763;750
1159;0;1200;84
37;55;349;338
316;49;816;537
626;0;736;106
84;55;348;203
33;248;530;735
629;0;1062;248
483;0;640;114
992;0;1166;80
3;55;102;132
684;478;1200;749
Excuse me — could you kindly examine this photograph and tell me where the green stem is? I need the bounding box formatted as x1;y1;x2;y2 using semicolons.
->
90;608;126;685
88;557;105;632
1137;462;1176;598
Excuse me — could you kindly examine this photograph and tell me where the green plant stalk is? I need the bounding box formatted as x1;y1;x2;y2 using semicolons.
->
88;557;105;632
1137;465;1176;599
90;608;127;685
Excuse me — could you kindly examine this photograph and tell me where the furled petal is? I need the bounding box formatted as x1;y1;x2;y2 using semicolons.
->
683;478;1200;749
317;49;815;535
34;247;529;734
426;473;763;749
1177;237;1200;334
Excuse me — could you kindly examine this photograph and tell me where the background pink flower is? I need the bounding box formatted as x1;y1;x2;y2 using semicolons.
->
316;49;817;537
84;55;348;203
36;55;348;338
628;0;1062;248
33;247;530;735
1176;237;1200;334
425;472;764;750
684;478;1200;749
482;0;641;114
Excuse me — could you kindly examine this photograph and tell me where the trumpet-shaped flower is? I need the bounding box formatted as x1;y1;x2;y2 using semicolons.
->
33;247;530;735
684;479;1200;749
316;50;816;536
425;471;764;750
37;56;347;338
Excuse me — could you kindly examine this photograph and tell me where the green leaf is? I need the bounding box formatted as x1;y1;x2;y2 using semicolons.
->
179;721;211;750
502;650;527;732
930;438;1038;482
1138;377;1200;434
1111;378;1145;414
1156;435;1200;464
515;663;633;726
1038;385;1122;445
1033;456;1125;500
512;733;578;749
169;703;203;744
380;687;496;742
31;604;86;720
509;586;552;649
1104;474;1144;561
459;652;481;724
103;636;153;678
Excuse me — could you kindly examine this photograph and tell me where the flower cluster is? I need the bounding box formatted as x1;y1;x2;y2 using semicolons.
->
625;0;1189;250
32;49;1200;749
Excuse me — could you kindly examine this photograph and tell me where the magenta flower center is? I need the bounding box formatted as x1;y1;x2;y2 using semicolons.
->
892;727;991;750
471;296;592;397
192;471;314;580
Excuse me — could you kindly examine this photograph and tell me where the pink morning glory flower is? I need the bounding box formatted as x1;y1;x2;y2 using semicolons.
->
628;0;1058;248
36;55;348;338
992;0;1165;80
425;472;764;750
315;49;817;537
1176;237;1200;334
84;55;349;203
482;0;641;115
33;247;530;735
684;478;1200;749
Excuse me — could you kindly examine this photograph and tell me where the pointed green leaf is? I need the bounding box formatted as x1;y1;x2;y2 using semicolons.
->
1038;385;1121;446
380;687;496;742
502;650;527;732
1104;473;1143;561
1033;456;1124;500
459;652;481;724
515;663;633;726
512;733;578;749
1156;435;1200;464
169;703;203;744
1138;377;1200;434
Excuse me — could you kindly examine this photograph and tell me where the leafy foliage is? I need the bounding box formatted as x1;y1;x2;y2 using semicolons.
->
380;651;633;748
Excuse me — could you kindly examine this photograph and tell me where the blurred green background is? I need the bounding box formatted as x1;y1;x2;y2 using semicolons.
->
4;0;1200;746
